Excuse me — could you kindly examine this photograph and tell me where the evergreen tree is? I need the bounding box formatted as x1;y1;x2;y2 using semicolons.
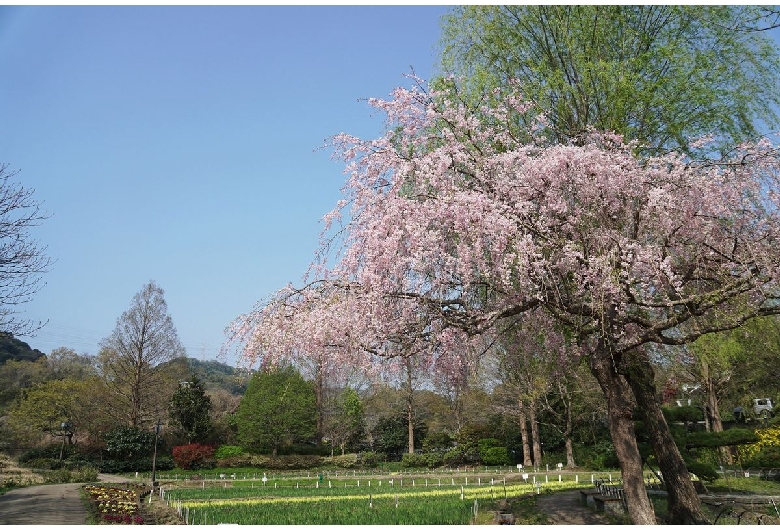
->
169;376;212;444
234;366;316;457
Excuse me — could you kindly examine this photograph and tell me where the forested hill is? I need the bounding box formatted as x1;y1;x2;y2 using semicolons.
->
0;334;44;365
183;357;252;395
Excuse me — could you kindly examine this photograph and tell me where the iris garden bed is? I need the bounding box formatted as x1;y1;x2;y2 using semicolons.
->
160;478;580;525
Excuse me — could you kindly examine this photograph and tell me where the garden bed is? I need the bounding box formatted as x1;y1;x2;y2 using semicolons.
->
83;483;148;524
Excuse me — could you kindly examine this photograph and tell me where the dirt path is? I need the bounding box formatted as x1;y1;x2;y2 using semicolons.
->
535;490;614;525
0;473;136;525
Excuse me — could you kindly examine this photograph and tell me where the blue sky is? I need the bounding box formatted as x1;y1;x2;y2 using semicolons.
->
0;5;452;363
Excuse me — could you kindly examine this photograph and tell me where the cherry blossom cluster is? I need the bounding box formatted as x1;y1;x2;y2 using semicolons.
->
227;76;780;374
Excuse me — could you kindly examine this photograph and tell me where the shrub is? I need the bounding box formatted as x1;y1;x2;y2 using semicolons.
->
358;451;385;467
18;445;75;463
739;425;780;465
278;444;331;456
401;453;428;468
172;444;216;470
262;455;323;470
24;457;59;470
482;447;510;466
250;455;270;468
214;445;245;459
239;454;323;469
478;438;503;452
578;440;620;470
324;453;359;469
422;431;454;453
216;455;255;468
42;465;98;484
443;447;467;466
99;457;173;473
43;467;73;484
424;452;443;468
741;445;780;468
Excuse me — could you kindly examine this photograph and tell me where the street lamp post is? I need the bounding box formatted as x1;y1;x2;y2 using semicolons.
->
151;421;162;487
59;421;72;466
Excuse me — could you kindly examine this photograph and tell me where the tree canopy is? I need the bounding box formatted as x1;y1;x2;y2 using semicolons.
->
233;365;316;457
168;376;213;444
438;6;780;155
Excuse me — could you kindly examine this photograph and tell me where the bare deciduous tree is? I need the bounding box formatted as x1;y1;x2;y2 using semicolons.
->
0;164;51;336
99;280;185;428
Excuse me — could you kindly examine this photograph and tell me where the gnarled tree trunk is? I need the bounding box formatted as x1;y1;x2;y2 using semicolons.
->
623;349;710;524
590;347;657;525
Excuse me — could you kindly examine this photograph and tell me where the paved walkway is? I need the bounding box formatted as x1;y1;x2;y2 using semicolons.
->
0;473;135;525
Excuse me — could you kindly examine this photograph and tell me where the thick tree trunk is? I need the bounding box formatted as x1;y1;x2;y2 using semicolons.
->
529;404;542;467
623;349;710;524
590;348;657;525
564;400;577;468
559;381;578;468
704;373;733;464
406;359;415;454
518;404;533;467
131;355;143;428
314;365;324;447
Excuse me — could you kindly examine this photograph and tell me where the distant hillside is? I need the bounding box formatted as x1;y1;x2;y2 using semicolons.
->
0;334;45;365
184;357;251;395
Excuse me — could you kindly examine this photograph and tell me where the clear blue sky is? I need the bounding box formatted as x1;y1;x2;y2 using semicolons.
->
0;5;452;364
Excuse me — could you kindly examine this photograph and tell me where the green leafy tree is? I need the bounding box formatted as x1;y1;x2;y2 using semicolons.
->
233;366;316;457
0;357;48;413
5;376;115;452
46;347;98;380
439;6;780;155
371;415;409;458
728;317;780;408
323;386;365;455
104;426;156;460
168;376;212;444
6;378;83;447
371;415;427;459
